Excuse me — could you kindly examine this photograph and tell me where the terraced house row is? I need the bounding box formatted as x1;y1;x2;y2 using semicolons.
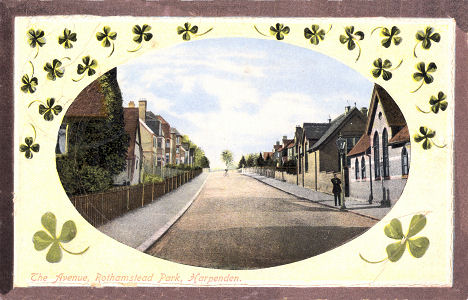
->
267;84;411;206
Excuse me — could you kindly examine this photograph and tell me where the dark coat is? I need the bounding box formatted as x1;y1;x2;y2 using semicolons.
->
331;177;342;193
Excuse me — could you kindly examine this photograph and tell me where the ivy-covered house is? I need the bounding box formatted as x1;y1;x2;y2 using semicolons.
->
56;68;129;195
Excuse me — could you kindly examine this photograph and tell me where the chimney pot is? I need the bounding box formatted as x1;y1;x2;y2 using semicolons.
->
345;106;351;114
128;101;135;108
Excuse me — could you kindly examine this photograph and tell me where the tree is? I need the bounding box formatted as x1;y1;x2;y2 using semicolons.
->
199;155;210;168
256;152;265;167
238;155;246;168
221;150;233;168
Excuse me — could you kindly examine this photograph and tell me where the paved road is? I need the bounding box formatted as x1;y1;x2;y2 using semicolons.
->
147;171;376;269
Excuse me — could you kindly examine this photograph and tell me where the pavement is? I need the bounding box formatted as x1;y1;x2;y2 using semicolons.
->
98;171;209;251
243;172;391;220
147;172;376;269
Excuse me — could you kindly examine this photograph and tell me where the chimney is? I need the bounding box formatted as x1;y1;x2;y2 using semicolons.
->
360;107;368;116
138;99;147;122
345;106;351;114
276;141;280;146
283;135;287;140
128;101;135;108
328;115;331;123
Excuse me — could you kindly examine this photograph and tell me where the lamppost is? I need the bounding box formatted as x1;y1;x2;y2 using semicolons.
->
335;135;347;210
380;157;391;207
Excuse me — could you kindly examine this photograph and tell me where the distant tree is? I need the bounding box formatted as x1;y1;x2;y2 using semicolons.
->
238;155;246;168
265;154;273;166
221;150;233;168
246;155;254;167
256;152;265;167
199;155;210;168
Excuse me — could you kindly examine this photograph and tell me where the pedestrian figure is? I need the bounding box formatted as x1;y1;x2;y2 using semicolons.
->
331;174;342;206
224;168;228;176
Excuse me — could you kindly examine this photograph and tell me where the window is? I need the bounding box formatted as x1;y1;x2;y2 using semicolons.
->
165;153;169;163
361;157;366;179
305;152;309;172
402;146;409;176
153;137;157;148
177;137;180;144
166;139;170;148
382;129;390;177
355;158;360;179
157;138;162;148
374;131;380;179
135;158;138;169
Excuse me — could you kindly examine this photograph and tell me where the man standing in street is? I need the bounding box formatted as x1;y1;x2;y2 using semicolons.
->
331;174;342;206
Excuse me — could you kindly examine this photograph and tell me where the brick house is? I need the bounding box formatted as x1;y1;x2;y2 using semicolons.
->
136;100;160;173
170;127;183;164
302;106;367;194
347;84;410;205
156;115;172;165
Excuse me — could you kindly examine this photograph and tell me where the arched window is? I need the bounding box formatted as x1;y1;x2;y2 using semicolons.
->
361;156;366;179
355;158;360;179
373;132;380;179
402;146;409;176
382;129;390;177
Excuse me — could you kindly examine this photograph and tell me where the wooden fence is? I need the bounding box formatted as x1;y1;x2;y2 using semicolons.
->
70;169;203;227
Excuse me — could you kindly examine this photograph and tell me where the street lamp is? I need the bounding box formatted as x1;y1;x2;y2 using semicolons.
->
335;135;346;210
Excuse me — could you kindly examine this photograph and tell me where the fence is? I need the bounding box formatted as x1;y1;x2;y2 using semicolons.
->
247;166;297;178
70;169;203;227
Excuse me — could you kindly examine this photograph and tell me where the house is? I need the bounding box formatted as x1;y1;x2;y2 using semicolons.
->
113;107;143;185
347;84;410;205
303;106;367;194
272;141;282;165
156;115;172;165
170;127;183;164
136;100;159;173
181;142;191;164
144;111;164;167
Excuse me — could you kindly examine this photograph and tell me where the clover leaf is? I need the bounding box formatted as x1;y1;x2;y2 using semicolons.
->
339;26;365;62
128;24;153;52
38;98;62;121
373;26;402;48
270;23;290;40
416;91;448;114
304;25;326;45
413;126;445;149
27;29;46;58
414;27;441;58
177;23;198;41
44;59;64;81
372;58;393;81
33;212;89;263
19;136;39;159
411;62;436;93
96;26;117;57
58;28;77;49
360;214;430;264
73;56;97;82
21;74;38;94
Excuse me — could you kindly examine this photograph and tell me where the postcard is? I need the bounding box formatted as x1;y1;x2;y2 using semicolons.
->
12;15;455;289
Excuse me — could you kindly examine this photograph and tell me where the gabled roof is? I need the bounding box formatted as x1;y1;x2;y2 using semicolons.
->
156;115;171;139
366;84;406;135
123;107;140;160
273;144;282;151
309;107;365;151
66;74;108;118
303;123;330;141
389;125;410;144
347;134;370;157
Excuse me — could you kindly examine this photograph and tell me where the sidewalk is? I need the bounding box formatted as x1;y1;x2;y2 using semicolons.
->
243;172;391;220
98;172;209;251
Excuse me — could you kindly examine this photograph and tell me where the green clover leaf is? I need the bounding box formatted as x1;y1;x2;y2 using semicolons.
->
19;136;40;159
411;62;437;93
73;56;97;82
44;59;64;81
96;26;117;56
128;24;153;52
414;27;441;58
416;91;448;114
360;214;430;264
32;212;88;263
177;23;198;41
413;126;445;149
21;74;38;94
58;28;77;49
27;29;46;58
38;98;62;121
372;58;393;81
270;23;290;40
380;26;402;48
339;26;364;62
304;25;326;45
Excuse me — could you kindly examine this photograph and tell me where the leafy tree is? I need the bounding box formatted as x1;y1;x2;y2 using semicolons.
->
199;155;210;168
238;155;246;168
256;152;265;167
221;150;233;168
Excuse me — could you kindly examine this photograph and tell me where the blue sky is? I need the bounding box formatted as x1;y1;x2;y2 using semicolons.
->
118;38;373;168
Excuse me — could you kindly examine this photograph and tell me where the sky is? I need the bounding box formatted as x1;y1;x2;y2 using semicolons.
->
118;38;374;169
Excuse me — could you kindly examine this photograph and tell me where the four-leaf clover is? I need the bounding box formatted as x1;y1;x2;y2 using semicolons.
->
58;28;77;49
304;25;326;45
33;212;89;263
39;98;62;121
339;26;365;62
379;26;402;48
372;58;393;81
411;62;437;93
73;56;97;82
414;27;441;58
413;126;445;149
27;29;46;58
360;214;430;264
129;24;153;52
19;136;40;159
44;59;65;81
177;23;198;41
96;26;117;57
417;91;448;114
270;23;290;40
